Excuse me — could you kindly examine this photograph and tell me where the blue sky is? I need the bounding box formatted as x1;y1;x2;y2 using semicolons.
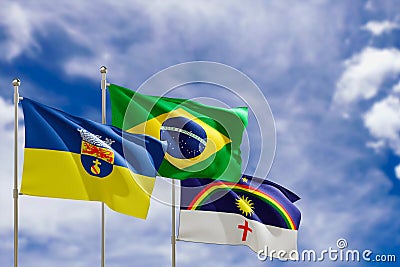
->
1;0;400;266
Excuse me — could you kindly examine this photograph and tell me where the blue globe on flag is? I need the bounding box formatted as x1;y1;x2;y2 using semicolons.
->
160;117;207;159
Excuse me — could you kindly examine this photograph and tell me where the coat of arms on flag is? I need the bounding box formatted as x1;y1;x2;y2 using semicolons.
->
78;128;115;178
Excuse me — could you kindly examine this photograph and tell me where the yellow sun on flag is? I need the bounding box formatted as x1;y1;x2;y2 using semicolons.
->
235;196;255;217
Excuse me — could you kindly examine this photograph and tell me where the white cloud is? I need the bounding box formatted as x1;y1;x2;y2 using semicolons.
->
362;20;399;36
0;97;14;127
270;100;400;257
0;0;345;83
0;96;20;231
395;164;400;180
334;47;400;104
0;2;41;60
393;81;400;93
364;95;400;140
364;95;400;154
366;140;386;153
64;0;344;83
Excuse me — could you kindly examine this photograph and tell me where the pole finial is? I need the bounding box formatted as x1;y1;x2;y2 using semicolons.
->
100;66;107;74
12;78;21;87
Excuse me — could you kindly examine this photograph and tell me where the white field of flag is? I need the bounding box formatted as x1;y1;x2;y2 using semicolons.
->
178;209;298;260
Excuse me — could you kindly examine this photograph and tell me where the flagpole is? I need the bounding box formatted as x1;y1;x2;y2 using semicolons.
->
12;78;21;267
171;179;176;267
100;66;107;267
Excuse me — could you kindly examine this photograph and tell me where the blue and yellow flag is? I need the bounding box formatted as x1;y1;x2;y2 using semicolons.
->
21;98;166;219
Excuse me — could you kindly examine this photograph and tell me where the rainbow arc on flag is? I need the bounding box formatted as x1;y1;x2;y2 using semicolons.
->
186;181;298;230
178;176;301;259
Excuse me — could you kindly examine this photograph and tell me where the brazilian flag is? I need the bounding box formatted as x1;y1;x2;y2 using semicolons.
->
109;84;248;182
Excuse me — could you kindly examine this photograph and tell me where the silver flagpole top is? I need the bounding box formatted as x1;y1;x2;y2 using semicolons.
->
12;78;21;87
100;66;107;74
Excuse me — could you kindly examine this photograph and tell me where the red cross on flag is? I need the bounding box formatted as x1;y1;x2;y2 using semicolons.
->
178;176;301;260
